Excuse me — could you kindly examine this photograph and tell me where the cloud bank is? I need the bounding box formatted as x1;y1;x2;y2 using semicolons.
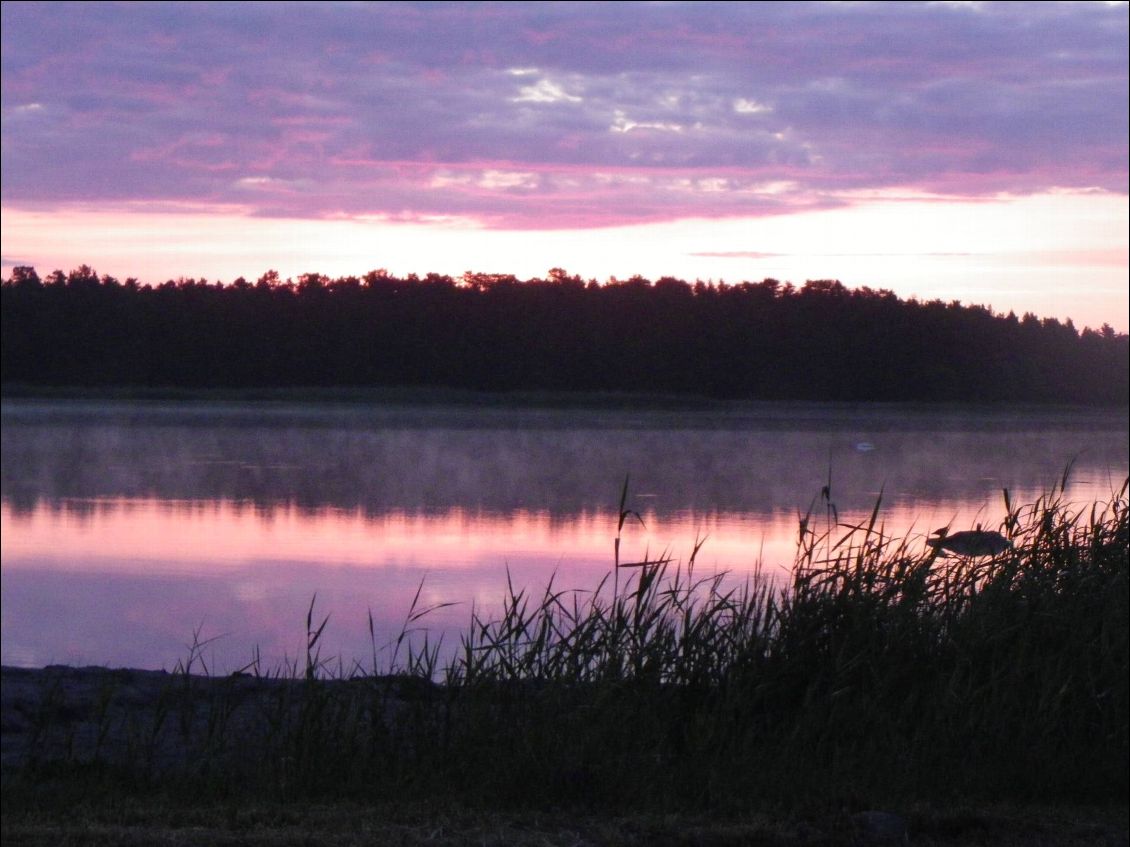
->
2;1;1126;228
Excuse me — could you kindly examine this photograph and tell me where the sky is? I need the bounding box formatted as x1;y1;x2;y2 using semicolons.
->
2;1;1127;330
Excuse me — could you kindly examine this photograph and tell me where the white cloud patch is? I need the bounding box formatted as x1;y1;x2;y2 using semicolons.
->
513;78;582;103
428;171;474;189
478;170;538;190
235;176;304;191
733;98;772;114
610;110;684;133
697;178;729;193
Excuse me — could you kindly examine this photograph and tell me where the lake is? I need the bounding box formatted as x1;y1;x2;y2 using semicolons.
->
2;397;1126;673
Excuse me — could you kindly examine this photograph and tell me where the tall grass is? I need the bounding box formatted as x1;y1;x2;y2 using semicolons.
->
7;477;1127;813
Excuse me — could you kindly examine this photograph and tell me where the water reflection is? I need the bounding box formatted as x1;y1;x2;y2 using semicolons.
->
2;399;1126;672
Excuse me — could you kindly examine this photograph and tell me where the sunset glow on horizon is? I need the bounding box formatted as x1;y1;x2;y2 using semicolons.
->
3;1;1127;330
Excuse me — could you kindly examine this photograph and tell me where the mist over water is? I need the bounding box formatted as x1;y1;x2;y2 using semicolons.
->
2;399;1126;672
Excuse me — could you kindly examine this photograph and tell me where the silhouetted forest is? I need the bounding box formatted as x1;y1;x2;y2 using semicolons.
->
2;265;1127;404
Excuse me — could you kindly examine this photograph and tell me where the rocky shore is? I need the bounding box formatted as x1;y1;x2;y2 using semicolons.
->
1;664;434;778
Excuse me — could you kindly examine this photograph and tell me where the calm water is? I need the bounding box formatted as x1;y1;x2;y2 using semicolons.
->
2;398;1126;672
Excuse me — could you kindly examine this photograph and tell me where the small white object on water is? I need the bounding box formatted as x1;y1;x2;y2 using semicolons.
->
855;441;876;452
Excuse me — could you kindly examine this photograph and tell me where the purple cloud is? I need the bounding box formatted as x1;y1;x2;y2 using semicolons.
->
2;1;1126;228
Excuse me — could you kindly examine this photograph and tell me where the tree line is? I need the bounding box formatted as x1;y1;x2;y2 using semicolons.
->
2;264;1126;404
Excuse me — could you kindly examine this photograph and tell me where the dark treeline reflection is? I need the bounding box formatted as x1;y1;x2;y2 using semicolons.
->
3;265;1127;404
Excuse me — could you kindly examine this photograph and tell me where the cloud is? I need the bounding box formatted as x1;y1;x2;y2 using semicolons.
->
692;251;976;260
733;99;772;115
690;251;785;260
1;1;1126;228
512;77;583;103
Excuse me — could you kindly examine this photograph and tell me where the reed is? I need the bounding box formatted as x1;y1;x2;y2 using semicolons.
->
5;476;1126;814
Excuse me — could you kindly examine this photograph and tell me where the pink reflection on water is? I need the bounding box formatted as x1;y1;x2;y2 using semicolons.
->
0;480;1112;672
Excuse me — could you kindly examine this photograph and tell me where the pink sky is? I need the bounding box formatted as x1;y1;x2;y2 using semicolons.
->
2;1;1127;330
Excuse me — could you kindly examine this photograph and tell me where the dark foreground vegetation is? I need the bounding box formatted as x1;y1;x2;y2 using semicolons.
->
3;265;1127;404
3;480;1127;844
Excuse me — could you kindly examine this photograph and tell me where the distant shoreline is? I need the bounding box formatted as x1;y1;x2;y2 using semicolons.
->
5;275;1127;405
4;383;1129;414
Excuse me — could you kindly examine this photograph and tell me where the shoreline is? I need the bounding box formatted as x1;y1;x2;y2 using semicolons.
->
5;383;1130;414
0;663;439;777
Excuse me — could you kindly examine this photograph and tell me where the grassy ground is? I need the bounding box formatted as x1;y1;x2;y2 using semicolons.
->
3;477;1127;843
3;795;1127;847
